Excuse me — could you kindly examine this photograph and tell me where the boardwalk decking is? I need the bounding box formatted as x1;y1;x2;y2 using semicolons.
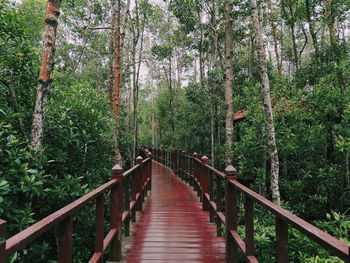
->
124;161;226;262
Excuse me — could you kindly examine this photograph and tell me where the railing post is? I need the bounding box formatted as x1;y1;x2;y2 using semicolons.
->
276;216;289;263
185;155;190;183
0;220;7;263
225;165;238;263
183;151;186;178
208;170;214;222
148;152;153;191
165;149;168;165
131;169;137;222
245;196;254;256
176;149;181;177
178;151;182;178
110;164;123;261
95;194;104;260
189;153;194;186
136;156;144;210
167;149;170;166
216;175;223;236
201;156;209;211
193;153;200;197
182;151;186;181
58;215;73;263
172;150;176;172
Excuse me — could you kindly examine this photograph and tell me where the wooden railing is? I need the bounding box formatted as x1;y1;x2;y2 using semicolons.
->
0;152;152;263
149;147;350;263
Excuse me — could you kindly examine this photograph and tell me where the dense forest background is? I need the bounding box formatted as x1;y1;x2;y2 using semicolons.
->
0;0;349;261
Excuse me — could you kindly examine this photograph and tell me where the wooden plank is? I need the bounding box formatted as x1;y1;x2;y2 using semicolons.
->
125;162;226;262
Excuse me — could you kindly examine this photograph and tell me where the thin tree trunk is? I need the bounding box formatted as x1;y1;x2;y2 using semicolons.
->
168;19;175;132
132;38;137;161
280;22;285;69
197;10;204;84
112;0;122;163
169;52;175;133
30;0;61;148
211;107;215;165
268;0;282;75
0;77;26;137
282;1;299;70
224;0;234;165
107;21;115;109
346;152;350;189
305;0;321;64
252;0;281;205
289;17;299;69
325;0;336;45
152;109;155;147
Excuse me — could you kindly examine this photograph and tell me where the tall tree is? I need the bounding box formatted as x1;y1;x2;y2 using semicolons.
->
30;0;61;148
224;0;234;164
112;0;123;163
281;0;299;70
305;0;321;64
268;0;283;75
130;0;147;161
251;0;281;205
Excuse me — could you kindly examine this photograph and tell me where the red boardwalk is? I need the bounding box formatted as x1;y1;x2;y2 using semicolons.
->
125;162;226;262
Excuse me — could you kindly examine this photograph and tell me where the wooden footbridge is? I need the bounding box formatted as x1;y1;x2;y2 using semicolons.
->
0;149;349;262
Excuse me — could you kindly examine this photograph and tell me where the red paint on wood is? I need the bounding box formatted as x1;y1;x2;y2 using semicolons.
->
228;179;349;260
125;162;225;262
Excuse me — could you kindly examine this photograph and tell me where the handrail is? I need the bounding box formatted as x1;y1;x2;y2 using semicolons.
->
149;147;350;263
229;179;349;260
5;179;118;256
0;151;153;263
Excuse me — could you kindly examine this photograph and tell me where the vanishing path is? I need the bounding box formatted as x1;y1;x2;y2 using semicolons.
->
125;161;226;262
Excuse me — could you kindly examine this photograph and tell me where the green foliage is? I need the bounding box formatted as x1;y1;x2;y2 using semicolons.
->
0;110;43;232
44;83;114;185
151;44;172;60
237;209;349;262
0;82;115;261
0;0;42;134
169;0;198;33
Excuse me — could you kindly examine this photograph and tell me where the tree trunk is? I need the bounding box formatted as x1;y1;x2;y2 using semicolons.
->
169;52;175;133
289;12;299;69
112;0;122;163
268;0;282;75
168;52;175;135
197;10;204;84
0;77;26;137
107;20;115;109
325;0;336;45
211;107;215;165
251;0;281;205
282;0;299;70
30;0;61;148
305;0;321;65
224;0;234;165
346;152;350;189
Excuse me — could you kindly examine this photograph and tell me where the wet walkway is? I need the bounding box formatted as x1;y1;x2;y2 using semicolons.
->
124;161;226;262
